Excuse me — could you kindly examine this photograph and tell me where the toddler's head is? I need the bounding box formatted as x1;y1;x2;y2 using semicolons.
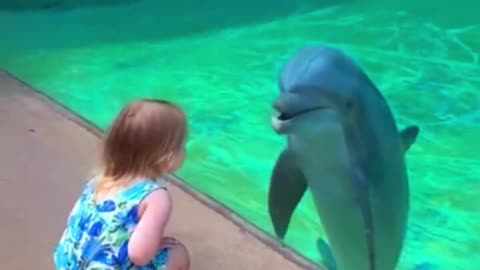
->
96;99;187;190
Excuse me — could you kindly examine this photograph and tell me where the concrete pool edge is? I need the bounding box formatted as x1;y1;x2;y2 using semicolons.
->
1;69;321;270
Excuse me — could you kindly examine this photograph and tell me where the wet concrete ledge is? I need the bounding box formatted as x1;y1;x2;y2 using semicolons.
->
0;70;320;270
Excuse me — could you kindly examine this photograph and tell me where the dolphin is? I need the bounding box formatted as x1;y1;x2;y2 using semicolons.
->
268;45;420;270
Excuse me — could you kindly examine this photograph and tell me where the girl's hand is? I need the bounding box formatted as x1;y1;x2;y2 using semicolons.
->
160;236;178;248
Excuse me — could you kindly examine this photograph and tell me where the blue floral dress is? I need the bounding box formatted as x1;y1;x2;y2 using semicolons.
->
53;178;170;270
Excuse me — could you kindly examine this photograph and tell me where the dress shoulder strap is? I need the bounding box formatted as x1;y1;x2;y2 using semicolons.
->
119;178;167;204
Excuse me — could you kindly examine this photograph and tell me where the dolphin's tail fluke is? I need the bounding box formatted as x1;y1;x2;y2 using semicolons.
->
317;238;338;270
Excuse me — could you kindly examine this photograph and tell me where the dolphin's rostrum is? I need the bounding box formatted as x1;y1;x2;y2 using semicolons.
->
268;45;420;270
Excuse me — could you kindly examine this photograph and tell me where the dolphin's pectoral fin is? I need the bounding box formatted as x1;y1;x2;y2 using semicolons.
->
316;238;338;270
400;125;420;152
268;149;307;239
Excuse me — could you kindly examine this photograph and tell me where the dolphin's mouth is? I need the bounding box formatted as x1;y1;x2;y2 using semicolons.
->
276;106;325;121
272;106;328;134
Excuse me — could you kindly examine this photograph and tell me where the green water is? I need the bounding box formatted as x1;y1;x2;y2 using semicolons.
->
1;1;479;269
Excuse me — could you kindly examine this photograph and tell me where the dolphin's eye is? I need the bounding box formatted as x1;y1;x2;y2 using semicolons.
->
345;99;353;110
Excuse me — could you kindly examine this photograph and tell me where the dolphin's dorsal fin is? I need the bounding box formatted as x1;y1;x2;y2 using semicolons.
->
400;125;420;152
268;149;307;239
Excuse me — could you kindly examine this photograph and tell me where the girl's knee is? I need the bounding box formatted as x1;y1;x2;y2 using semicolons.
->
167;242;190;270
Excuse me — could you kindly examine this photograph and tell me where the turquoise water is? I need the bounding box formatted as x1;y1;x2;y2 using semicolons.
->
1;1;479;269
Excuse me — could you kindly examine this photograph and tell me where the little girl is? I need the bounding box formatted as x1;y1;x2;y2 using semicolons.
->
54;99;190;270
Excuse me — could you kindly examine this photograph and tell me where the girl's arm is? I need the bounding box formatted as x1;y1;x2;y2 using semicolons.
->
128;189;172;266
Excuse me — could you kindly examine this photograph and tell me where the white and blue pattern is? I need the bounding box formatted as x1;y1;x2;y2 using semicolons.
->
54;178;169;270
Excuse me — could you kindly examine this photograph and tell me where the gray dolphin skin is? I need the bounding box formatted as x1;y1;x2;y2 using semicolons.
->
268;45;420;270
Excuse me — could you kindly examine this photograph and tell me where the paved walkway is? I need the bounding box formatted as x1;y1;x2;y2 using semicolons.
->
0;72;318;270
